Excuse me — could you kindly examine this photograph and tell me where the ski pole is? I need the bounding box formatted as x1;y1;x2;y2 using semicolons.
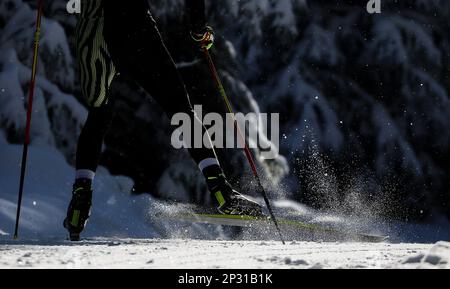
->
14;0;44;240
203;49;285;244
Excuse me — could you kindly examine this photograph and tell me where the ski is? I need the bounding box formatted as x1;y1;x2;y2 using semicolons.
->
162;213;389;243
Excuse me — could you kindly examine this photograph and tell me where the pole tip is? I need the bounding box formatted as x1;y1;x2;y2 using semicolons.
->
13;234;18;240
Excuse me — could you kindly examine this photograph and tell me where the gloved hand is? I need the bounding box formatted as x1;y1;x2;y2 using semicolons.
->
190;25;214;51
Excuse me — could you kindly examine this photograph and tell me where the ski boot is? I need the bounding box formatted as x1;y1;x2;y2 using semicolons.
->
63;179;93;241
205;168;263;217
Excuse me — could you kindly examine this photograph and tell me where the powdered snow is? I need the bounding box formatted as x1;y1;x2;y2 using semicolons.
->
1;137;449;269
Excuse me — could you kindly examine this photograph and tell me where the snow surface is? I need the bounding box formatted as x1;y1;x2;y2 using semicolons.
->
0;239;448;269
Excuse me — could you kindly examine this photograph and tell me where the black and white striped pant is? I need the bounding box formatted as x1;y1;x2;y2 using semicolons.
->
76;0;116;107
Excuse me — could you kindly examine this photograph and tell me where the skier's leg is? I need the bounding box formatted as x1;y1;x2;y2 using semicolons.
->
74;0;117;183
102;3;219;172
103;4;262;216
75;104;114;179
65;1;117;240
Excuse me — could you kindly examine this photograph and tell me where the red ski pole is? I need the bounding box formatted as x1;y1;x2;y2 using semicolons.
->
203;49;285;244
14;0;44;239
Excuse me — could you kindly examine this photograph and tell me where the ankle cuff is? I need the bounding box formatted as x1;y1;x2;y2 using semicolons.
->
198;158;220;172
76;169;95;181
